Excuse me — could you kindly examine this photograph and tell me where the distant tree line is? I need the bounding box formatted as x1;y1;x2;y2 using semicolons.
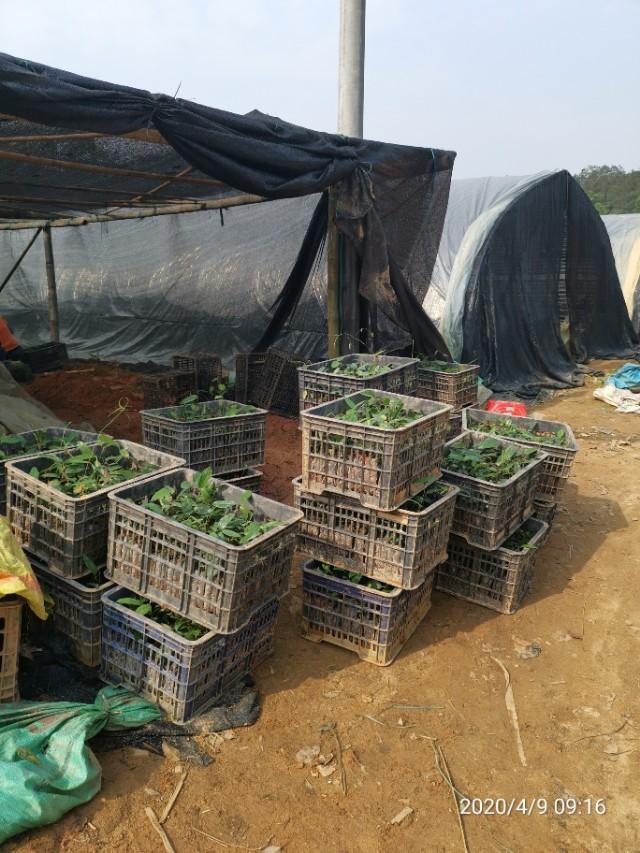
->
575;165;640;214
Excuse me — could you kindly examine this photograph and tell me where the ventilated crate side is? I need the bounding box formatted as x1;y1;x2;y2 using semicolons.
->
293;477;458;589
441;431;546;550
532;496;557;526
253;349;307;415
0;427;99;515
172;352;223;391
7;441;183;579
141;400;267;474
301;561;433;666
417;362;479;410
0;599;22;702
447;412;463;441
301;391;451;511
142;370;197;409
435;518;548;614
107;469;302;632
101;588;279;723
32;562;112;667
219;467;263;492
235;352;267;404
462;408;578;499
298;355;419;411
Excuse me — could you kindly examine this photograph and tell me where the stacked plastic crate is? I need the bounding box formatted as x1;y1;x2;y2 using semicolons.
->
102;469;302;723
435;429;550;614
5;437;183;668
141;397;268;492
295;381;457;666
415;359;480;441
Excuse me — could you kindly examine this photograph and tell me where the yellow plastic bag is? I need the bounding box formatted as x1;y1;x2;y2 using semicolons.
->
0;517;46;620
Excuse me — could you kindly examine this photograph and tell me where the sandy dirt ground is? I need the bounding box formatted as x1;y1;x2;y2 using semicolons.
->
8;360;640;853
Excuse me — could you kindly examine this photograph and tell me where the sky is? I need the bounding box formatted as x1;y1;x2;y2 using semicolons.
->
2;0;639;178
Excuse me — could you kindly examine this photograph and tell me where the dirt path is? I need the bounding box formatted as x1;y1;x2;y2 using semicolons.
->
11;361;640;853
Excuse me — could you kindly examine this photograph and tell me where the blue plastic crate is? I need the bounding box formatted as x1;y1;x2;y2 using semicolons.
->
101;587;279;723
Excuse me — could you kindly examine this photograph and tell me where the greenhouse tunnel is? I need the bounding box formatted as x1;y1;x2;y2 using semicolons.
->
603;213;640;332
425;170;638;394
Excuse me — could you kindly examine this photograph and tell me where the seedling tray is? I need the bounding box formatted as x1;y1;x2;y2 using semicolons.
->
435;517;548;614
172;352;223;392
417;361;479;410
32;560;113;667
219;467;263;493
462;408;578;499
101;587;279;723
0;598;22;702
441;431;547;550
299;355;419;411
6;440;183;579
0;427;99;515
107;469;302;632
141;399;267;474
142;369;197;409
301;390;451;511
293;476;458;589
301;560;433;666
235;352;267;405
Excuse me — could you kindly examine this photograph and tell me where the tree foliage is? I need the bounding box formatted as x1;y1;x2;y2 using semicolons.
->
575;165;640;214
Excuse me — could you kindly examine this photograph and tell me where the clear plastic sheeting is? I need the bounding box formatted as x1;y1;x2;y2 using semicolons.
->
425;170;638;393
603;214;640;330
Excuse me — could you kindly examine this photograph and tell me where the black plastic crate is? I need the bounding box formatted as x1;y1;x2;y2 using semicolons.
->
142;370;197;409
235;353;267;405
23;342;68;373
172;352;223;392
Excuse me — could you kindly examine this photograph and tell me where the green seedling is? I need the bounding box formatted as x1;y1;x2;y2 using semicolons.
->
116;594;207;640
503;527;536;551
167;394;253;422
403;481;450;512
419;359;466;373
27;437;156;497
319;356;394;379
0;430;97;462
137;467;283;545
444;437;539;483
315;562;395;592
472;418;568;447
333;391;422;429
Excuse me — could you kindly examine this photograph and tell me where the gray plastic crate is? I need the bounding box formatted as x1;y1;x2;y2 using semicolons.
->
293;476;458;589
141;399;267;474
6;440;184;579
0;427;99;515
441;431;547;550
32;560;113;667
219;467;263;492
435;517;548;614
172;352;223;392
299;355;419;411
101;587;279;723
301;390;451;511
462;408;578;499
253;348;307;416
0;599;22;702
417;361;479;410
301;560;434;666
447;412;463;441
107;469;302;632
235;352;267;405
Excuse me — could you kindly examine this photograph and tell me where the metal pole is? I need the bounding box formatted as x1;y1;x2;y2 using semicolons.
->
328;0;366;354
42;226;60;342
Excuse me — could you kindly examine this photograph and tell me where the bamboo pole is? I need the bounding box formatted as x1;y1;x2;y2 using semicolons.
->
42;227;60;342
0;193;268;231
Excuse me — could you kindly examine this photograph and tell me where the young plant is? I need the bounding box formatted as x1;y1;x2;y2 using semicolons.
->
419;359;466;373
315;562;395;592
319;356;393;379
403;481;450;512
137;467;282;545
0;430;92;462
27;436;156;497
81;554;107;587
503;527;536;551
116;594;207;640
167;395;253;422
443;437;539;483
333;392;422;429
472;418;568;447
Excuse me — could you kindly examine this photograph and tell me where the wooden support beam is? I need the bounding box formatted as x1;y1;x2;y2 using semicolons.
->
0;193;268;230
42;227;60;342
0;114;168;145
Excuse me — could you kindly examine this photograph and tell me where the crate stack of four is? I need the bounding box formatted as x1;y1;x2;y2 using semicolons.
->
102;469;302;723
5;437;184;669
416;359;480;441
435;430;550;614
295;386;456;665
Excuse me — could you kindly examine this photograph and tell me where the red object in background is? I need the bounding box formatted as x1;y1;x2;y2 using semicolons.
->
485;400;527;417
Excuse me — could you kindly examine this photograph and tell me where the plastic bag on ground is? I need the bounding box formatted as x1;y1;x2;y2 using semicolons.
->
605;363;640;392
0;686;161;844
0;516;46;620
